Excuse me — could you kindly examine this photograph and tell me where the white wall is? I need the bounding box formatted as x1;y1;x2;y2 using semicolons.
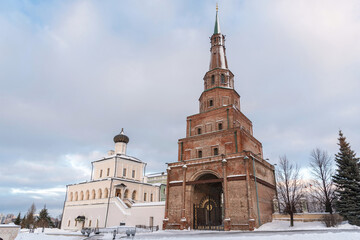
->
127;202;165;229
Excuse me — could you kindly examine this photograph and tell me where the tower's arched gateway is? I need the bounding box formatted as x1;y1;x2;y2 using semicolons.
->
192;173;223;230
163;7;276;231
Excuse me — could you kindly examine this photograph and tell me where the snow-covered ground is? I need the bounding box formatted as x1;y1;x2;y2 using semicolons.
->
15;228;84;240
256;220;360;231
13;222;360;240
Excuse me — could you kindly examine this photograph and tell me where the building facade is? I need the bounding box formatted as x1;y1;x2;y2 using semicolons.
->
163;9;276;231
145;172;167;201
61;130;165;230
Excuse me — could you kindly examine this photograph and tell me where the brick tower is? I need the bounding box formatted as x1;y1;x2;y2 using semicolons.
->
163;7;276;231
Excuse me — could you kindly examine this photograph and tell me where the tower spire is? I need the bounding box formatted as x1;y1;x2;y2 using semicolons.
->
209;4;228;70
214;3;221;34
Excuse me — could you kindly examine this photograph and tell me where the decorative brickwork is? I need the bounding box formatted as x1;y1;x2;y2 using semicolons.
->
164;9;276;231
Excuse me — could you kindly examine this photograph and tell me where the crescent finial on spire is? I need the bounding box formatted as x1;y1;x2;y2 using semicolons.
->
214;3;221;34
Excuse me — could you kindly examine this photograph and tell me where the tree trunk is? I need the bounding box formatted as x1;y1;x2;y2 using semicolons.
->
325;200;333;214
290;212;294;227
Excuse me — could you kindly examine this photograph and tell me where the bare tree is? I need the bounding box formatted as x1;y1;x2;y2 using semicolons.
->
276;155;304;227
309;148;335;214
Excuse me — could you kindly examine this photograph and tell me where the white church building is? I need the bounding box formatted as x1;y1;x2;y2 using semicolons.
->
61;129;166;230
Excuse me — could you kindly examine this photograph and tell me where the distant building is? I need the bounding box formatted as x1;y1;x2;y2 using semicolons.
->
0;214;15;224
0;214;5;224
61;130;166;230
145;172;167;201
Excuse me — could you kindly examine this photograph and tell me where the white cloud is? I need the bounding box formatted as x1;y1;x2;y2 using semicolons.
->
11;187;65;197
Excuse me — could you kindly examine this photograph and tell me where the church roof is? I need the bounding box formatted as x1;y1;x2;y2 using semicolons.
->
113;128;129;144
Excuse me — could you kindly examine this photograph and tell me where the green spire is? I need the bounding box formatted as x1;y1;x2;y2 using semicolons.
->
214;4;221;34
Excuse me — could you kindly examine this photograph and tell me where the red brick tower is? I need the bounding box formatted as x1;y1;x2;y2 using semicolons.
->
163;7;276;231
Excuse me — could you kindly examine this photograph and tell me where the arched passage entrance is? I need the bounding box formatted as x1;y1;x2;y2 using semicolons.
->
192;173;223;230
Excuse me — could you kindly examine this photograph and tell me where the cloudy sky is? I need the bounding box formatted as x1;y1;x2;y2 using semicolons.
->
1;0;359;217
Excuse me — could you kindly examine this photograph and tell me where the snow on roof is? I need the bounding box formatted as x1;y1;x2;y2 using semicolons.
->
151;183;164;186
132;201;165;207
93;153;144;164
146;172;167;177
169;180;183;184
227;174;246;178
0;223;19;228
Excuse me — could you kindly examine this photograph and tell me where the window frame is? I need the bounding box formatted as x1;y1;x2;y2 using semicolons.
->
198;150;203;158
213;147;219;156
221;74;226;84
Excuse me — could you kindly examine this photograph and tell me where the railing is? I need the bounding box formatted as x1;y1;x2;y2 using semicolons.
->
135;225;159;232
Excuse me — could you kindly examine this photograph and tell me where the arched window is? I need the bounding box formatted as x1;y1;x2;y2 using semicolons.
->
104;188;109;198
150;193;153;202
100;169;103;178
89;220;92;227
91;189;96;199
98;189;102;199
132;190;137;200
198;150;203;158
68;220;70;227
115;189;121;198
144;193;147;201
221;74;225;84
211;75;215;85
69;192;73;201
74;192;78;201
197;128;202;135
209;99;213;107
124;189;129;199
85;190;90;200
218;123;223;130
80;191;84;201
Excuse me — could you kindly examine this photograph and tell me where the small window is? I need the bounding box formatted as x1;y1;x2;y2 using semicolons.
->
197;128;202;135
144;193;147;201
150;194;153;202
132;170;135;178
211;75;215;85
221;74;225;84
214;148;219;156
198;150;203;158
89;220;92;227
218;123;223;130
209;99;213;107
100;170;103;178
68;220;70;227
107;168;110;176
123;168;127;177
